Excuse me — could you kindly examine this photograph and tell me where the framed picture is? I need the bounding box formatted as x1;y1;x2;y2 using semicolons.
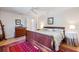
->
48;17;54;25
15;19;22;26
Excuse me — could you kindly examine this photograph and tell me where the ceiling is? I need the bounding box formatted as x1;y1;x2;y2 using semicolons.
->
0;7;32;14
0;7;73;15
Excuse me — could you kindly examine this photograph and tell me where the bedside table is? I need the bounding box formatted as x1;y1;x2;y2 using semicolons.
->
65;31;79;47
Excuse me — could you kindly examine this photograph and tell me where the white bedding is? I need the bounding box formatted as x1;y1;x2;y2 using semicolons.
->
65;31;79;46
37;29;64;51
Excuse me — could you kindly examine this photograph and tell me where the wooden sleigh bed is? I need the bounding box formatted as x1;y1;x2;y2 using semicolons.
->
26;26;66;52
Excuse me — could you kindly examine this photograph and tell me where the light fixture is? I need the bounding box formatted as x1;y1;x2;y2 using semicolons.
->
40;22;44;29
69;25;76;30
32;19;34;23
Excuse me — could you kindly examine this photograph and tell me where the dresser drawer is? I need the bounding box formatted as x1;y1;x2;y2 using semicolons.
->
15;27;26;37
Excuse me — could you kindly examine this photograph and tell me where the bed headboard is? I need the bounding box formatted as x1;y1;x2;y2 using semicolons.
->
44;26;65;37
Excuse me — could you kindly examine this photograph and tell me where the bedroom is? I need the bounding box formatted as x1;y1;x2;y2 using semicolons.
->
0;7;79;52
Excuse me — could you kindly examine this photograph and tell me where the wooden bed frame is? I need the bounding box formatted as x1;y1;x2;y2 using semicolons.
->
27;26;65;51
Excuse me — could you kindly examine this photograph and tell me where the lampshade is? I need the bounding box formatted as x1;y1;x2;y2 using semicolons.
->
40;22;44;29
69;25;76;30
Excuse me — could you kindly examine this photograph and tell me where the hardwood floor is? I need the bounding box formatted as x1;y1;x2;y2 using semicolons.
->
60;43;79;52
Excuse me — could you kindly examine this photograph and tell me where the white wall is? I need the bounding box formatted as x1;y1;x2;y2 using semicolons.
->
57;8;79;31
0;11;27;38
26;12;38;30
26;8;79;33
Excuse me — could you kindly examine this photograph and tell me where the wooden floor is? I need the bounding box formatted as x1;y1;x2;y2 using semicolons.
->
60;43;79;52
0;36;26;46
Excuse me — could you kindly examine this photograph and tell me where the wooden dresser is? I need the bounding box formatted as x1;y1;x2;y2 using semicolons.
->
15;27;26;37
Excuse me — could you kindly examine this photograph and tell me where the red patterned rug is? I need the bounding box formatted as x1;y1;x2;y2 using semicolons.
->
4;41;64;52
9;41;41;52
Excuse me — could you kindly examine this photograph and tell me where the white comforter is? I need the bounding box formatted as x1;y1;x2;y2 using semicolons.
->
37;29;64;51
52;31;64;51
